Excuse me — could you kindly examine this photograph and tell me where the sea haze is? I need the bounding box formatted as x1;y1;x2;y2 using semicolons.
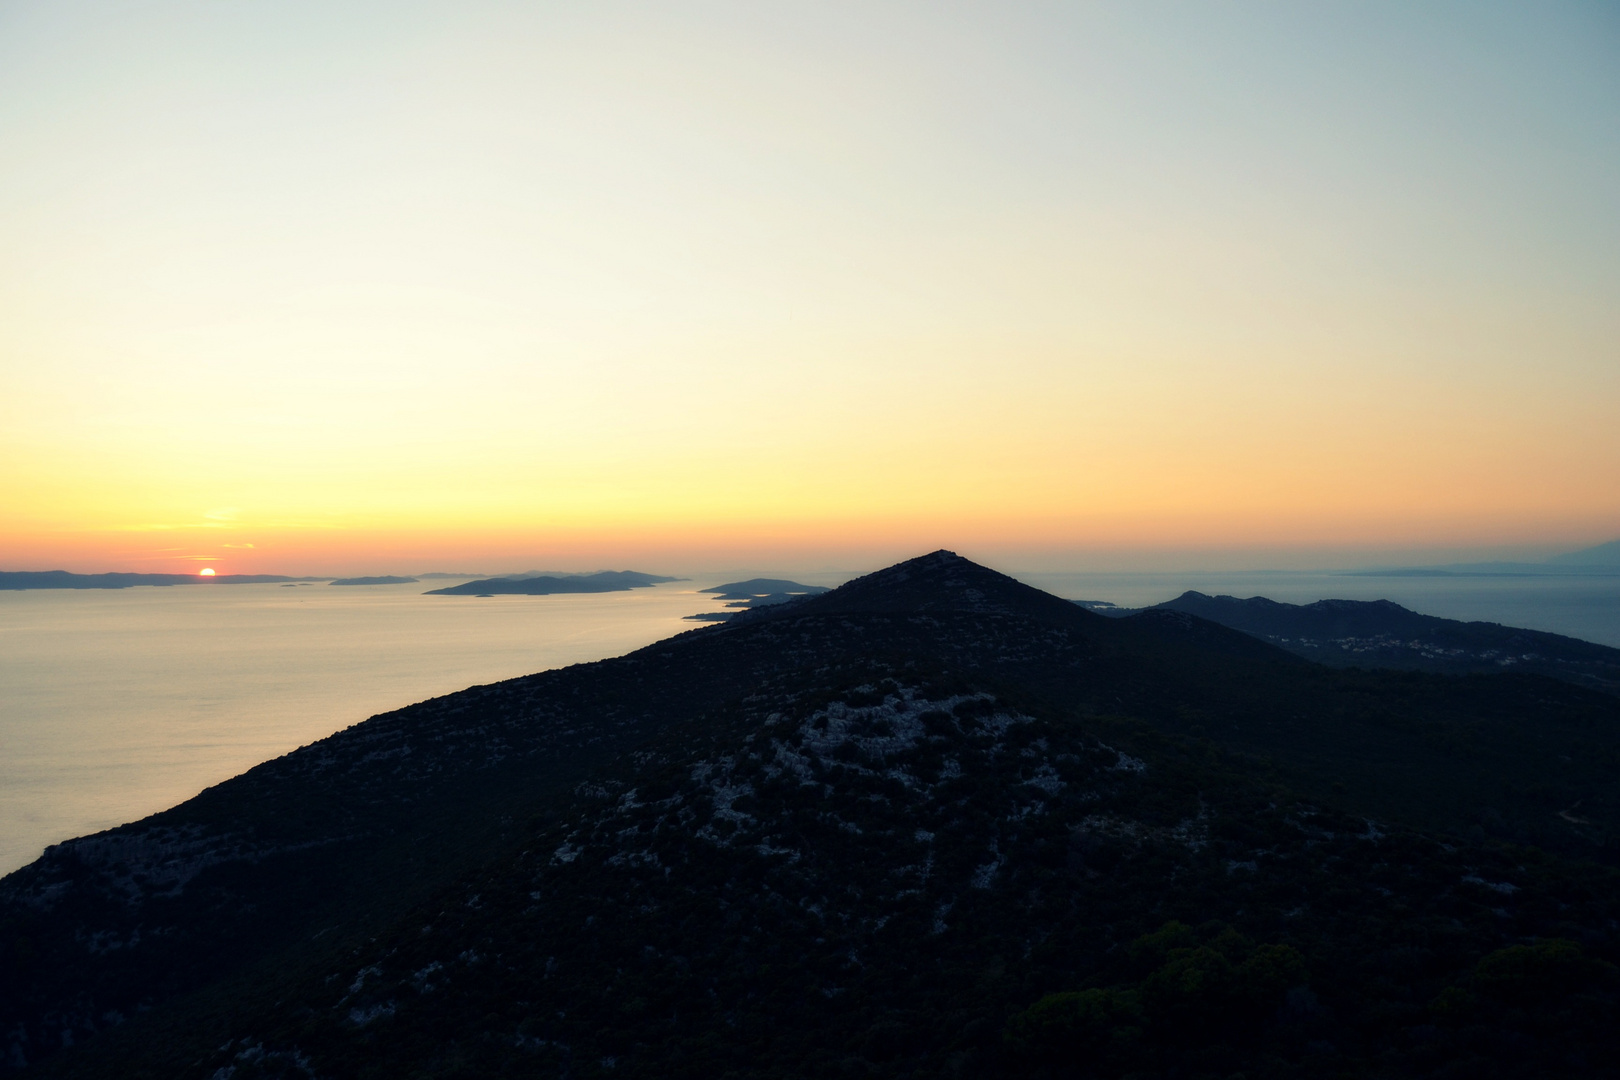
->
0;580;731;874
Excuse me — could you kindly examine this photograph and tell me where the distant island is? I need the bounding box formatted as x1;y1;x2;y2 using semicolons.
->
329;575;419;586
0;570;322;589
684;578;831;620
425;570;681;596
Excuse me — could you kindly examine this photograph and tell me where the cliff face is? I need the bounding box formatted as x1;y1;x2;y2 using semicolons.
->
6;553;1619;1078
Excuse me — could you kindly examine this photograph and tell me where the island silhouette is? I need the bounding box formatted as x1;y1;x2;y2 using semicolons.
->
424;570;680;596
685;577;830;620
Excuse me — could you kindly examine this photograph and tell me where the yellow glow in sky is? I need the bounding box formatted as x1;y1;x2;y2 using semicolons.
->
1;2;1616;574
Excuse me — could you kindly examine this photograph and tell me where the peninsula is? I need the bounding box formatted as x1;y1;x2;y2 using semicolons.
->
1091;591;1620;695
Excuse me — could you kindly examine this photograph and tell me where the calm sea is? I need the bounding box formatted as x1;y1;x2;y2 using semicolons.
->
0;580;727;875
3;569;1617;875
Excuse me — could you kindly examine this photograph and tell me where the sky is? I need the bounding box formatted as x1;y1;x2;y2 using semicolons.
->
1;1;1616;575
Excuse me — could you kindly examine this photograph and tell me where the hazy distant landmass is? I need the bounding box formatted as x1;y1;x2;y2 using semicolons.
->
329;575;419;586
508;569;629;579
1549;537;1620;566
425;570;680;596
0;571;320;590
1346;536;1620;577
1089;590;1620;695
418;570;589;580
684;578;831;620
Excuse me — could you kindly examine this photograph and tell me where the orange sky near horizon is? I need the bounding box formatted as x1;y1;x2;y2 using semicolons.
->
2;2;1617;576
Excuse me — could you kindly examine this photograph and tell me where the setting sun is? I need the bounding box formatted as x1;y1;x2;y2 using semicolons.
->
199;568;215;577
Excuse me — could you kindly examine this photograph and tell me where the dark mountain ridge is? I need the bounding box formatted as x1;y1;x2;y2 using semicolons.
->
1102;591;1620;695
5;552;1618;1078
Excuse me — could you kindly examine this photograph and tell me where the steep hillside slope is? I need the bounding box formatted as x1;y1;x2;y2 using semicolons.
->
6;552;1619;1078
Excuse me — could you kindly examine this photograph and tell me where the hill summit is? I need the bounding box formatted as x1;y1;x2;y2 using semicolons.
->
749;549;1087;621
4;553;1618;1078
